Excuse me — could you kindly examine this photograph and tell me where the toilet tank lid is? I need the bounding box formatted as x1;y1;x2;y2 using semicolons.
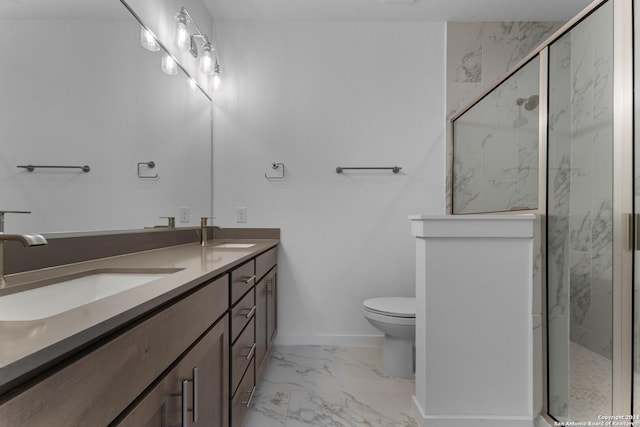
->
363;297;415;317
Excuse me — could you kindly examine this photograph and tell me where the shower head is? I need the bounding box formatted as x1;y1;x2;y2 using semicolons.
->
516;95;539;111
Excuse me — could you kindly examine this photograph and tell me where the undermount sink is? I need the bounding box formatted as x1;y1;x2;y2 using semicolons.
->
0;268;182;321
214;243;256;249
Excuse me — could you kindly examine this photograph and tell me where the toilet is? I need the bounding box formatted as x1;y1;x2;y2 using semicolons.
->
362;297;416;380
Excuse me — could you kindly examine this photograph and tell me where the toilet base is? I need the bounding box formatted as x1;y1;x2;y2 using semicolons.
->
382;334;414;380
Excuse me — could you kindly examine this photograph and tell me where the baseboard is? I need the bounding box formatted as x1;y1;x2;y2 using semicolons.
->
273;334;384;347
412;396;427;427
411;398;533;427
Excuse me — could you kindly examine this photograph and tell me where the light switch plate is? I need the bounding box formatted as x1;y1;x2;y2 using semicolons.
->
179;207;190;223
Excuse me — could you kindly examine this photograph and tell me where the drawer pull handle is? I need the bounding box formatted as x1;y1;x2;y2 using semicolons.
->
238;275;256;285
192;367;199;423
243;343;256;360
181;379;190;427
241;386;257;408
171;377;195;426
241;306;256;319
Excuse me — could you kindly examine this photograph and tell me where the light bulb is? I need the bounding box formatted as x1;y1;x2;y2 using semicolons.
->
175;13;190;51
212;60;222;90
140;27;160;52
161;52;178;75
200;46;213;74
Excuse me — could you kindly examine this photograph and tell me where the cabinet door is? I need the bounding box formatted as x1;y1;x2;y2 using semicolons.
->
183;315;229;427
255;277;267;374
117;316;229;427
266;268;277;351
115;358;182;426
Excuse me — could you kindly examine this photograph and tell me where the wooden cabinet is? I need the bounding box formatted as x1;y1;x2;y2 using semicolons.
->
0;275;228;427
230;358;255;427
116;315;229;427
255;267;277;378
266;268;277;354
0;244;277;427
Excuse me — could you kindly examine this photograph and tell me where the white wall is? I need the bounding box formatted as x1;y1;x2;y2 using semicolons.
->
212;21;446;344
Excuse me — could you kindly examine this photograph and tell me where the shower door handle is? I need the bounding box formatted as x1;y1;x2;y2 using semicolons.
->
632;213;639;251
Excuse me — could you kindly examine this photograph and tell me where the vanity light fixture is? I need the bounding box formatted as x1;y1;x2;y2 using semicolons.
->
212;59;222;90
174;9;191;52
174;7;221;77
200;43;213;73
140;27;160;52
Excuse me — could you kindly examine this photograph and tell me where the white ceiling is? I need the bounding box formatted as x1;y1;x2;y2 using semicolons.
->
0;0;596;22
203;0;595;22
0;0;122;19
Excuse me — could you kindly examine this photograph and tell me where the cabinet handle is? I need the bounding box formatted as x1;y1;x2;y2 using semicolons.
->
192;367;198;423
241;386;257;408
171;377;195;426
243;343;256;361
239;275;256;285
267;278;273;295
181;379;189;427
241;306;256;319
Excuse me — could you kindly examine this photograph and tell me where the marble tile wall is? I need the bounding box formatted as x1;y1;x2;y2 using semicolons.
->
447;21;563;120
452;57;540;213
448;21;562;214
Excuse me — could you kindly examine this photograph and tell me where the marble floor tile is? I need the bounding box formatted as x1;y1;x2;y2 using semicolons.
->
242;345;416;427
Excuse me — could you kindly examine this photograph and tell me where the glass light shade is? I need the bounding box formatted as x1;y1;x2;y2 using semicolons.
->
140;27;160;52
200;49;213;74
213;73;221;91
161;53;178;75
175;18;190;51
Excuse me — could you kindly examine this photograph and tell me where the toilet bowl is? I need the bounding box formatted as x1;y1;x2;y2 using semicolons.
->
362;297;416;380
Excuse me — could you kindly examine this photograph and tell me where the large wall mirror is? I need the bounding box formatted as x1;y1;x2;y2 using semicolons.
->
0;0;212;235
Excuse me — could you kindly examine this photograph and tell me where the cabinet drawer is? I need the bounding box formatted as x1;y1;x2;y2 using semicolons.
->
256;247;277;281
0;275;229;427
231;317;255;396
230;260;255;305
231;288;255;343
231;358;255;427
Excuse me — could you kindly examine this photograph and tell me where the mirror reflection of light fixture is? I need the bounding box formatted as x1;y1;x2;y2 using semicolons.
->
161;52;178;75
140;28;160;52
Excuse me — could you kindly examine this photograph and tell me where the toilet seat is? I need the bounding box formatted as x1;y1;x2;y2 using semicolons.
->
363;297;415;318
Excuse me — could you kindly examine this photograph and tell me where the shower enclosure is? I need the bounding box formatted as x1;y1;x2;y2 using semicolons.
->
450;0;635;422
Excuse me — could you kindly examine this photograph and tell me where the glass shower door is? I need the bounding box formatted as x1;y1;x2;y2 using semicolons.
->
547;0;614;422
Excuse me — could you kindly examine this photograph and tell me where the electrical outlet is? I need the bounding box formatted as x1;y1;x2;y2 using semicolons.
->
236;207;247;223
179;207;190;223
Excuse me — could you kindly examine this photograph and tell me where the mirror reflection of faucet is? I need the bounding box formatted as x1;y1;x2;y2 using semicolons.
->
0;210;48;288
158;217;176;228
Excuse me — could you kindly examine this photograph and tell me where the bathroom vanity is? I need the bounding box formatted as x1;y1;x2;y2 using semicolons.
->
0;232;278;427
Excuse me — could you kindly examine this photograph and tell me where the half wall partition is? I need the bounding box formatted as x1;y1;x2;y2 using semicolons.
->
449;0;634;422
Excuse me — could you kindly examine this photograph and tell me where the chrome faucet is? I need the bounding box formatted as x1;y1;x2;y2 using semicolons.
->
200;217;221;246
0;211;48;287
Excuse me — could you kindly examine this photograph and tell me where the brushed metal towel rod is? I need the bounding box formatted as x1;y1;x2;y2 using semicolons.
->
18;165;91;172
336;166;401;174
